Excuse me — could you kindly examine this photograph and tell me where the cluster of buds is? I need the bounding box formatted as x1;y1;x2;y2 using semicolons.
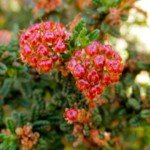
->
76;0;92;10
72;124;111;148
66;41;124;100
90;129;111;147
19;21;70;73
33;0;62;14
64;108;91;124
15;125;40;150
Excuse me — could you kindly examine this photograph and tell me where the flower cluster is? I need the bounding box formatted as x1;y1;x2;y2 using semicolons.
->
76;0;91;10
90;129;111;147
72;124;111;148
33;0;62;14
19;21;70;73
66;41;124;100
15;125;40;150
64;108;91;124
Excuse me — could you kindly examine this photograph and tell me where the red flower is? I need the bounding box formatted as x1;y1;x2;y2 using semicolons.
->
19;21;70;73
66;41;124;100
64;108;78;124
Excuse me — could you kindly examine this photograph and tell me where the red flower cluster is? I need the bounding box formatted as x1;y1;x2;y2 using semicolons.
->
66;41;124;100
33;0;62;14
64;108;91;124
19;21;70;73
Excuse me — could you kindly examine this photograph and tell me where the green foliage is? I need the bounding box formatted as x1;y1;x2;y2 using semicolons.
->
146;86;150;102
0;78;13;98
88;29;100;41
101;22;121;37
129;115;148;127
127;98;141;110
11;111;28;126
33;120;50;133
0;134;18;150
0;63;7;75
92;108;102;127
140;110;150;119
132;84;141;101
115;82;126;98
69;18;100;52
137;61;150;71
0;105;4;125
5;118;16;134
93;0;121;7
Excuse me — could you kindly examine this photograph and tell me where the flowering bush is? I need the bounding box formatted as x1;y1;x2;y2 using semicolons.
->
0;0;150;149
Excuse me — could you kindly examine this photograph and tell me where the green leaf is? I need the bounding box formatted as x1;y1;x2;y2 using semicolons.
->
140;110;150;119
0;78;13;98
92;0;102;5
127;98;141;110
88;29;100;41
129;115;148;127
65;134;75;142
132;84;141;101
0;106;4;125
6;118;16;134
33;120;50;132
115;83;126;97
75;28;89;47
146;86;150;102
0;134;8;140
74;18;86;32
19;113;28;126
60;122;72;132
60;53;71;60
137;61;150;70
31;105;40;122
109;25;121;37
92;114;102;126
97;6;108;13
83;125;90;136
101;22;110;33
0;63;7;75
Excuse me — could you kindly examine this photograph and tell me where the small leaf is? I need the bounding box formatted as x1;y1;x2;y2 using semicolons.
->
92;0;102;5
109;25;121;37
33;120;50;132
97;6;108;13
140;110;150;119
6;118;16;134
31;105;40;122
0;63;7;75
88;29;100;41
101;22;110;33
61;53;71;60
75;18;86;32
127;98;140;110
146;86;150;102
132;84;141;101
0;106;4;125
0;78;13;98
137;61;150;70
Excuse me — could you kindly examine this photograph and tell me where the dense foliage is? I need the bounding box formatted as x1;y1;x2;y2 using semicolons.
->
0;0;150;149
